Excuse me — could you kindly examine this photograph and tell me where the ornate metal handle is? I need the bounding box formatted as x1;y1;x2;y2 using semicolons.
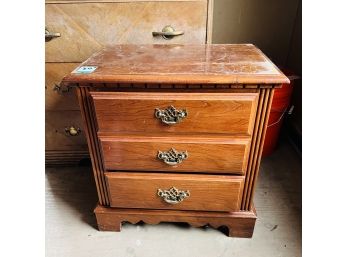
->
157;187;190;204
65;126;81;136
155;105;187;125
152;25;184;40
157;148;188;166
45;28;61;41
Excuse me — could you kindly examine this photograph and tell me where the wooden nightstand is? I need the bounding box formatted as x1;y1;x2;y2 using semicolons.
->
63;44;289;237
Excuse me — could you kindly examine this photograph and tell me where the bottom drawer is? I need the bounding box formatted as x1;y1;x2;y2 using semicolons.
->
105;172;244;212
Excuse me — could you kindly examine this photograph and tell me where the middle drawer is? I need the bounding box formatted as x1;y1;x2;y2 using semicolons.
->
99;135;250;174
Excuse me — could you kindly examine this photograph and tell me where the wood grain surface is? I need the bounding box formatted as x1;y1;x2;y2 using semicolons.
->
91;92;258;135
76;87;110;205
65;43;285;237
105;172;244;212
95;204;256;237
245;89;274;210
45;0;213;165
63;44;289;85
99;134;250;174
45;110;88;151
45;1;208;62
45;63;80;110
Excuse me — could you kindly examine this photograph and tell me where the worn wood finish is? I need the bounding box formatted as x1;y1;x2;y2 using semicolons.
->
45;110;88;151
62;44;289;85
45;63;80;110
45;63;88;164
91;92;258;135
100;135;250;174
105;172;244;211
46;1;208;62
95;204;257;237
66;44;289;237
45;1;213;166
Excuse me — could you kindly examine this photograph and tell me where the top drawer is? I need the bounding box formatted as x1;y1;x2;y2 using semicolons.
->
45;1;208;62
91;92;259;135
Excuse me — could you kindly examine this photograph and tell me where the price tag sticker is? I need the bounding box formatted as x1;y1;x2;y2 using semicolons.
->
73;66;97;74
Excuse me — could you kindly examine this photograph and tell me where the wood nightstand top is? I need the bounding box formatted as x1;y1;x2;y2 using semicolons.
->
63;44;289;85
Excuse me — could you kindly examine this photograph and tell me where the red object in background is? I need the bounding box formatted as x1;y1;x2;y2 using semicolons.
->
262;69;296;156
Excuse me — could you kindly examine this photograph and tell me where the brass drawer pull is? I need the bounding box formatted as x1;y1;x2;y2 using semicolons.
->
45;28;61;41
155;105;187;125
157;148;188;166
152;25;184;40
65;126;81;136
157;187;190;204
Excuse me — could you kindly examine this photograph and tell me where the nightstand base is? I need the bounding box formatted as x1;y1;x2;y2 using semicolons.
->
94;204;257;237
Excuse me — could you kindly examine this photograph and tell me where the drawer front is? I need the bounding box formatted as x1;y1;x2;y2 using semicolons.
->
46;1;207;62
92;92;259;135
105;172;244;212
46;110;88;151
45;63;80;110
100;135;250;174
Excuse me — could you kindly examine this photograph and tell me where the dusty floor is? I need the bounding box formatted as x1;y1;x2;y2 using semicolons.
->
46;140;301;257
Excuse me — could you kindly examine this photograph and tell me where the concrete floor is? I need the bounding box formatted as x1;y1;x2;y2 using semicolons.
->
46;140;301;257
